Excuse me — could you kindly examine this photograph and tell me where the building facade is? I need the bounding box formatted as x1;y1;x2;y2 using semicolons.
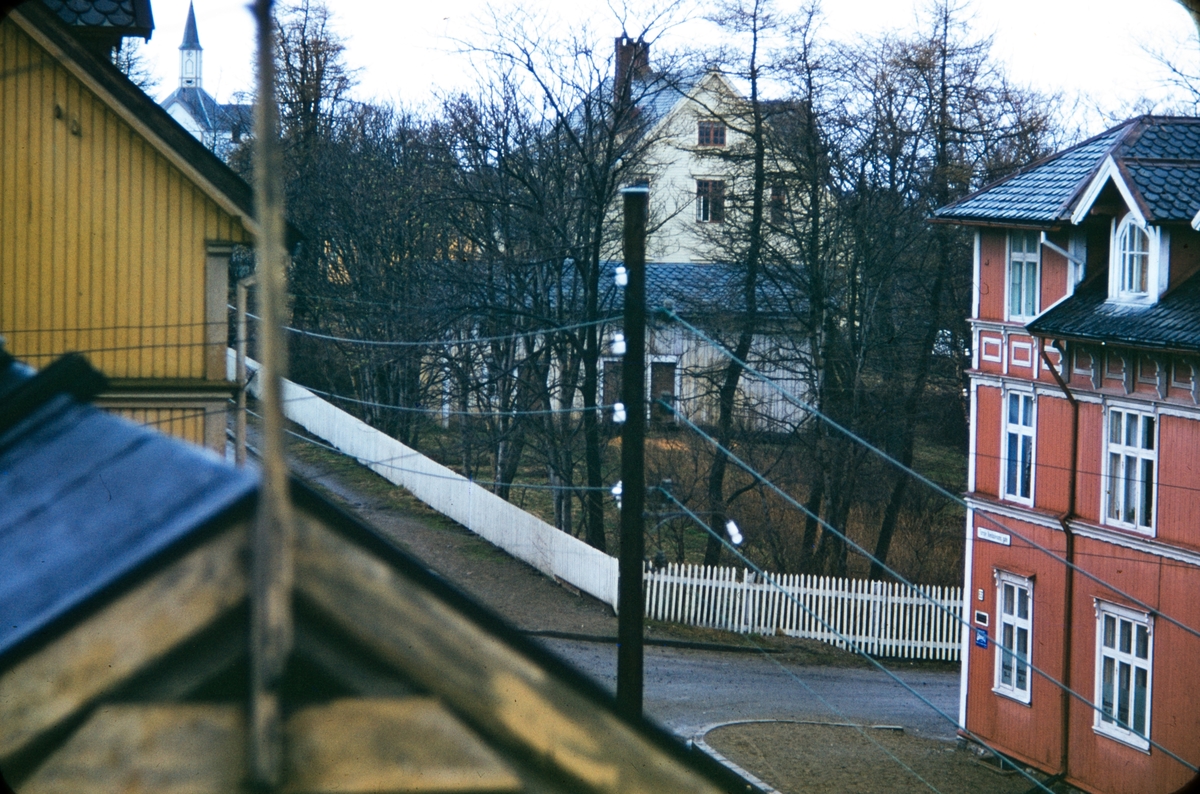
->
1;1;260;451
935;116;1200;793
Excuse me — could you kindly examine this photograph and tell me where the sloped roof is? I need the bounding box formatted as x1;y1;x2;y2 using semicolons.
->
0;353;257;662
603;261;802;319
934;122;1133;225
37;0;152;39
1027;270;1200;352
0;350;754;793
934;116;1200;226
179;0;198;48
162;85;252;135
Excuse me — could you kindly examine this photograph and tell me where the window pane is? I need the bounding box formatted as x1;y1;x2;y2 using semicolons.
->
1016;627;1028;690
1124;456;1137;524
1009;394;1019;425
1006;433;1019;496
1126;416;1137;447
1118;661;1131;727
1108;453;1121;519
1024;263;1037;316
1004;584;1014;615
1022;395;1033;427
1104;615;1116;648
1026;231;1039;254
1001;624;1014;685
1110;411;1122;445
1010;265;1021;317
1017;587;1028;619
1134;668;1148;735
1143;416;1154;450
1120;620;1132;654
1140;459;1154;528
1136;625;1149;659
1020;436;1032;498
1102;657;1115;721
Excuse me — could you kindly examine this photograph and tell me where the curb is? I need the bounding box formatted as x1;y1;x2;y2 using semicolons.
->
522;629;785;654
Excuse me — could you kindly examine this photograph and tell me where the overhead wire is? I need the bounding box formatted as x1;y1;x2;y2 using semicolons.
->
657;489;1056;794
662;308;1200;648
660;398;1199;773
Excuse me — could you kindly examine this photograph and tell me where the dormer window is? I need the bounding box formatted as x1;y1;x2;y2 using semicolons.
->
1117;217;1149;297
1008;231;1040;321
1109;215;1166;304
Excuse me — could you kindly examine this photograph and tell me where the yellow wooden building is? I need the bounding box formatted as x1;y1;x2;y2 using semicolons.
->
0;0;260;451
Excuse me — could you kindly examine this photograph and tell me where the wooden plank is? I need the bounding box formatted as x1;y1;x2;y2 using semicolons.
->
19;704;246;794
0;526;249;764
294;514;726;794
283;699;522;793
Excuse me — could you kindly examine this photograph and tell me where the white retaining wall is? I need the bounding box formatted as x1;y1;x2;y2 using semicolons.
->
230;351;620;610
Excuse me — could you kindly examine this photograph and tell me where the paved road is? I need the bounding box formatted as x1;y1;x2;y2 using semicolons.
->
540;638;962;742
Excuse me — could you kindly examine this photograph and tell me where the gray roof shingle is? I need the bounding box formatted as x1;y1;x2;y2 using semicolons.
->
39;0;152;36
1027;270;1200;352
935;116;1200;226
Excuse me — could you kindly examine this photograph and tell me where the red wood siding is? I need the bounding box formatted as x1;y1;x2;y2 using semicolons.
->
1065;543;1200;794
1040;231;1069;312
1155;415;1200;552
965;515;1067;772
1034;394;1072;515
978;231;1007;321
975;386;1001;497
1075;403;1103;524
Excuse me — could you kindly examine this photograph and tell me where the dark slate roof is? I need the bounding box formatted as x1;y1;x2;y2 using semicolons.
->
935;116;1200;226
162;86;252;136
1121;160;1200;222
38;0;153;38
180;0;199;49
933;122;1132;224
0;354;257;662
1027;270;1200;352
603;261;801;318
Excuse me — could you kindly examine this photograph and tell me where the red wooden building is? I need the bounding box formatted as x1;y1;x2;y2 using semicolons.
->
934;116;1200;793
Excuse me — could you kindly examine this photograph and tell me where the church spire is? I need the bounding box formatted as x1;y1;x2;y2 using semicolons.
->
179;2;202;88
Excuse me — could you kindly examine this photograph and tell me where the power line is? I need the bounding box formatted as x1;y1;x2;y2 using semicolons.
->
242;310;613;347
658;490;1058;794
303;385;620;418
664;402;1198;772
663;309;1200;648
245;408;615;493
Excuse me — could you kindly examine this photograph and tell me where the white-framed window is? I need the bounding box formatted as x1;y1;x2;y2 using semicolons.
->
1008;230;1040;320
1104;407;1156;532
1094;601;1152;751
696;179;725;223
994;571;1033;704
1108;216;1167;305
1116;217;1150;298
1002;391;1035;503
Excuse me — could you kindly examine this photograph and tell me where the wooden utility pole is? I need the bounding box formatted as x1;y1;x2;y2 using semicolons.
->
616;186;648;720
249;0;294;787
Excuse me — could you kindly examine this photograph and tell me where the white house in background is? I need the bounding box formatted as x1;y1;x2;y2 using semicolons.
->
159;2;251;159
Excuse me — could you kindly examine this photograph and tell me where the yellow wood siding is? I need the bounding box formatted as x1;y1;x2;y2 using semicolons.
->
0;18;248;383
107;407;208;447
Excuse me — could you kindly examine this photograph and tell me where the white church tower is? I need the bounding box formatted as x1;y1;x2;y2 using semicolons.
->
179;2;202;88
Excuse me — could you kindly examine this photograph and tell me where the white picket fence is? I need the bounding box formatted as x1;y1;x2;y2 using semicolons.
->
229;350;620;610
644;563;963;661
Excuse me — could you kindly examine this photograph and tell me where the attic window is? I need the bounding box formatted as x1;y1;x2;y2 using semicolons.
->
698;121;726;147
1118;219;1150;297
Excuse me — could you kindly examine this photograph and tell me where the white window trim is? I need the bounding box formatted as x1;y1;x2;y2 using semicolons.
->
1093;600;1153;752
1000;389;1036;506
1108;215;1168;306
993;571;1033;705
1006;231;1041;322
1102;403;1158;536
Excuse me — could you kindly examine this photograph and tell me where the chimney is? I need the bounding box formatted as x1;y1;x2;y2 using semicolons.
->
614;35;650;103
